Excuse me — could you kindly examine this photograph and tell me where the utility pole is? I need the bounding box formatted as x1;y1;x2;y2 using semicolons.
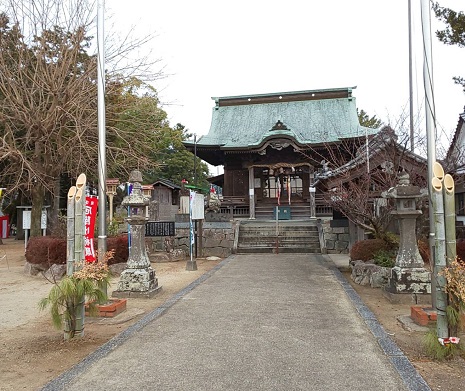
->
408;0;415;152
97;0;107;263
421;0;448;339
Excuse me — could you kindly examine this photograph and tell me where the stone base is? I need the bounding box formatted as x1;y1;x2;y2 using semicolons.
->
385;266;431;295
186;260;198;271
112;286;162;299
113;267;161;298
382;289;431;305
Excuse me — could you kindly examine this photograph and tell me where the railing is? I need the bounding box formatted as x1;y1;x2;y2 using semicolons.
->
315;195;333;217
219;195;333;219
220;196;250;218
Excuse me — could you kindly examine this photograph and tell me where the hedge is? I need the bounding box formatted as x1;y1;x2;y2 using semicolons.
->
25;235;129;266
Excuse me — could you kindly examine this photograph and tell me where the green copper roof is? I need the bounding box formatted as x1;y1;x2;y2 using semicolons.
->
190;87;379;150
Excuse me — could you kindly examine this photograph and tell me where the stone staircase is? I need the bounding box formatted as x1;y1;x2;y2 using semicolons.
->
236;220;321;254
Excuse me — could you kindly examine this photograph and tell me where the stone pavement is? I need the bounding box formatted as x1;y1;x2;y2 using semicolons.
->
42;253;430;391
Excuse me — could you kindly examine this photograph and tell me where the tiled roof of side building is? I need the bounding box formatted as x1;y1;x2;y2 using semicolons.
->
186;87;379;150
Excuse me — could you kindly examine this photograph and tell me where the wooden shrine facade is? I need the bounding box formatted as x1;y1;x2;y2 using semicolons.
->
184;88;426;220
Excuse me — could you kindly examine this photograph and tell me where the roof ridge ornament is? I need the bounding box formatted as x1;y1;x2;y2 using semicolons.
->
270;120;288;131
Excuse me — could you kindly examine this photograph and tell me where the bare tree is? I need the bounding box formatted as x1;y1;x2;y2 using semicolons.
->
0;0;165;236
309;127;428;240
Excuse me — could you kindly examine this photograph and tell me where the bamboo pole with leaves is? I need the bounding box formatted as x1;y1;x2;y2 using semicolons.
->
74;174;86;268
432;162;448;339
67;186;77;276
442;174;462;337
443;174;456;264
39;276;107;340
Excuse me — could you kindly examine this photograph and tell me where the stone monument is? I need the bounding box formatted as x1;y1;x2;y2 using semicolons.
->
113;170;161;298
382;172;431;303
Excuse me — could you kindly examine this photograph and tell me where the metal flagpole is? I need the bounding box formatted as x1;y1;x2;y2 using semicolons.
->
408;0;415;152
421;0;447;338
97;0;107;263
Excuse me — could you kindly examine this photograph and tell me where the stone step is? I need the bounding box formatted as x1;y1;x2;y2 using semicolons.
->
236;220;322;254
239;229;318;236
240;224;318;232
239;237;319;244
236;246;321;254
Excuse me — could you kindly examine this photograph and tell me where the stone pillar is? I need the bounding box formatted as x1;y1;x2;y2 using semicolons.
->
113;170;161;298
382;172;430;302
248;166;255;219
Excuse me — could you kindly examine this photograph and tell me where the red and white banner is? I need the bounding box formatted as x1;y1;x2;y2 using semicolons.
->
277;177;281;206
84;196;98;262
287;175;291;205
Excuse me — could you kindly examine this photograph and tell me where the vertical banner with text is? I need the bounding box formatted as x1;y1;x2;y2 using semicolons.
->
85;196;98;262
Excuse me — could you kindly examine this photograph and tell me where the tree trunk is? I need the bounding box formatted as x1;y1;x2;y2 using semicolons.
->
30;183;45;237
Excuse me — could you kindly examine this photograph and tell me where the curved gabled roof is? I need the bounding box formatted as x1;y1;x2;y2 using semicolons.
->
186;87;378;151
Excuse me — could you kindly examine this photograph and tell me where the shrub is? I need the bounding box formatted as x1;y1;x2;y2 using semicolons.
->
26;235;129;266
25;237;67;265
107;235;129;264
456;240;465;264
373;249;396;268
350;239;393;262
418;238;430;265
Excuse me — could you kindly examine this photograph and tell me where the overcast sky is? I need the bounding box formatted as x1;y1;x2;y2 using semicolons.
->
109;0;465;155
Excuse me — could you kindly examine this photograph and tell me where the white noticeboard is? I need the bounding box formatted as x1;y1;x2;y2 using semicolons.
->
41;210;47;229
22;210;47;230
192;194;205;220
22;210;31;230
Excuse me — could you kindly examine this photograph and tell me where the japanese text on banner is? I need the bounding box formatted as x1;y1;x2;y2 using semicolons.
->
84;196;98;262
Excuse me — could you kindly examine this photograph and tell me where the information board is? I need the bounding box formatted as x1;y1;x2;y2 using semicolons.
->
192;193;205;220
145;221;175;237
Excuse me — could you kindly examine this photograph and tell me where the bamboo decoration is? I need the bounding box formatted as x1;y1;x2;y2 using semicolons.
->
74;174;86;338
74;172;86;270
431;162;448;339
443;174;456;264
66;186;77;276
74;187;85;269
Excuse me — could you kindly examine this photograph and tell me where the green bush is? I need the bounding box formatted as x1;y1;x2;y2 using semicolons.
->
26;235;129;265
372;249;396;268
350;239;393;262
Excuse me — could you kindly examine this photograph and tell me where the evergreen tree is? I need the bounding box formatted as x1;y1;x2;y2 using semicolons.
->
357;109;382;128
433;2;465;91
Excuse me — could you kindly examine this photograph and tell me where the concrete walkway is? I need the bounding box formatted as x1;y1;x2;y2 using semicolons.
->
42;254;430;391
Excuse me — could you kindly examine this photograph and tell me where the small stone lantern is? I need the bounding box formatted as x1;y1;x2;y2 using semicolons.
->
382;172;431;299
106;178;119;223
113;170;161;298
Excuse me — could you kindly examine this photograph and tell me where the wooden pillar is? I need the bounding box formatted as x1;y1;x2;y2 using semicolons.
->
248;166;255;219
309;168;316;219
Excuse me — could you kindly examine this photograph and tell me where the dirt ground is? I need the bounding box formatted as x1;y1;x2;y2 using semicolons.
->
343;272;465;391
0;238;464;391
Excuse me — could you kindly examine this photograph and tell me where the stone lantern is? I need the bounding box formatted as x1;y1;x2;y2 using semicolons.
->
113;170;161;298
382;172;431;300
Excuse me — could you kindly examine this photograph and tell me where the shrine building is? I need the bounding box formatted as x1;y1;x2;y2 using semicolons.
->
184;87;382;220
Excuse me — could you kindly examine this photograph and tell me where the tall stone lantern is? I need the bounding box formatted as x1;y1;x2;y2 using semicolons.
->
382;172;430;301
113;170;161;298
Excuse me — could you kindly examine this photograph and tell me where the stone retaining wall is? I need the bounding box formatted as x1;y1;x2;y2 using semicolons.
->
320;219;350;254
145;221;235;258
